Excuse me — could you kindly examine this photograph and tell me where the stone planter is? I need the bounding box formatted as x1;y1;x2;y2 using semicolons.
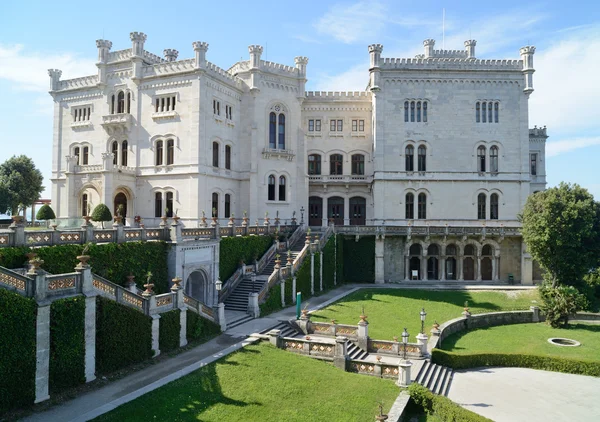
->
242;217;248;227
11;215;24;224
83;215;92;225
113;216;122;224
171;277;182;291
29;258;44;272
228;217;235;227
161;216;168;225
173;215;180;224
76;255;91;267
211;217;217;227
263;217;270;226
200;216;207;227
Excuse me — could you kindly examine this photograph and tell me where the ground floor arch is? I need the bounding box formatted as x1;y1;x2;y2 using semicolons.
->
185;270;209;304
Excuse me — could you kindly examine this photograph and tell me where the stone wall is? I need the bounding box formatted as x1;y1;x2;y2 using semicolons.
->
499;237;522;280
384;236;405;282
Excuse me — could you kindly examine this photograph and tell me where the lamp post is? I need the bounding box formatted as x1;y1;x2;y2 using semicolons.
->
420;308;427;335
402;327;409;360
215;278;222;294
215;278;226;332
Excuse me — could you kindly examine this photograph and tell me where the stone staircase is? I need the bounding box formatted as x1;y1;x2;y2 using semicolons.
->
261;321;299;337
224;277;266;312
259;236;306;276
224;310;255;329
346;339;369;360
414;360;454;396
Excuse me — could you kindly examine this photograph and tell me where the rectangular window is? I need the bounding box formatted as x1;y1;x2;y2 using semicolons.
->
308;119;314;132
359;120;364;131
73;106;92;122
213;99;220;115
352;120;358;131
530;153;538;176
337;119;343;131
315;119;321;131
154;95;176;112
330;120;336;131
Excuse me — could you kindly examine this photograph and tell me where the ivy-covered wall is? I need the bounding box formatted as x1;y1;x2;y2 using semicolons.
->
96;297;153;374
342;236;375;283
50;297;85;392
159;310;180;353
219;235;273;282
295;257;312;299
0;290;36;415
186;310;221;342
322;236;336;290
0;242;170;293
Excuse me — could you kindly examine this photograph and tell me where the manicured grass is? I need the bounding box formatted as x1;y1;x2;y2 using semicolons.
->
441;322;600;362
311;289;539;340
93;343;399;422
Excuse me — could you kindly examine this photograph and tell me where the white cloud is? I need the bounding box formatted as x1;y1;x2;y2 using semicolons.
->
311;63;368;91
546;137;600;157
314;1;388;44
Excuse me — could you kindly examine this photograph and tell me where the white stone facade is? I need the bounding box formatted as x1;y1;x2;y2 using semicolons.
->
48;33;546;282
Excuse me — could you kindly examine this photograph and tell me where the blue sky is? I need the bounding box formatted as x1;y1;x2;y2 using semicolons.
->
1;0;598;200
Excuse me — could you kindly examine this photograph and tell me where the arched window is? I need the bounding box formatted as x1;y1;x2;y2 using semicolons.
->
269;112;276;149
410;101;415;122
488;101;493;123
212;142;219;167
308;154;321;175
111;94;116;114
74;147;80;165
117;91;125;114
477;193;486;220
482;245;493;256
417;146;426;172
212;193;219;217
82;146;89;165
404;101;409;122
330;154;343;175
82;193;88;217
418;193;427;219
478;146;486;172
268;175;276;201
126;92;131;114
494;102;499;123
155;98;160;112
405;193;414;219
278;114;286;149
167;139;174;165
423;101;428;122
225;145;231;170
224;194;231;218
154;192;162;217
112;141;118;165
165;192;173;217
490;193;499;220
482;102;487;123
416;101;422;122
121;140;128;166
490;146;499;173
405;145;414;172
279;176;286;201
464;245;475;255
351;154;365;175
155;140;163;166
476;102;480;123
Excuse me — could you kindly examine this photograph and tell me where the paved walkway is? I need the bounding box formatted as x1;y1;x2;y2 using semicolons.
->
448;367;600;422
23;282;534;422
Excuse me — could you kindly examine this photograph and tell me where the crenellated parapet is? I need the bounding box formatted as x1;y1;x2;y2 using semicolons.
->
48;69;62;91
260;60;298;77
193;41;209;69
163;49;179;62
305;91;371;100
379;57;523;71
130;31;147;57
529;125;548;139
248;45;263;69
520;45;536;94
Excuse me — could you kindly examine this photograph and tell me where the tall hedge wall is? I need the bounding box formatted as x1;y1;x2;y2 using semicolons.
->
342;236;375;283
159;310;180;353
0;290;36;415
50;297;85;392
96;297;153;374
0;242;170;293
295;257;312;299
336;234;344;284
314;252;321;294
259;283;283;316
219;235;273;281
186;310;221;342
322;236;336;290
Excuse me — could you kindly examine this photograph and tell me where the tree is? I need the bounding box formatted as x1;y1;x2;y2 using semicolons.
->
91;204;112;229
0;155;44;216
520;183;600;289
36;204;56;227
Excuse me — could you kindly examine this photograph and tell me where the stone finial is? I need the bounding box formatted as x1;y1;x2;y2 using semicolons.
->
130;32;147;56
171;277;182;291
294;56;309;75
163;49;179;62
192;41;209;69
48;69;62;91
423;38;435;58
464;39;476;59
248;44;263;68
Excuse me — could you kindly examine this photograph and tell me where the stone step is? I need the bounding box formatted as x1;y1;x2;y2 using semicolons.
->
226;314;254;329
414;360;453;397
346;340;369;360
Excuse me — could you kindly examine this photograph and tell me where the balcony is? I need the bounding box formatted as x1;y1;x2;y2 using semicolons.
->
101;113;133;135
262;147;295;161
151;110;178;121
308;174;373;186
70;120;92;130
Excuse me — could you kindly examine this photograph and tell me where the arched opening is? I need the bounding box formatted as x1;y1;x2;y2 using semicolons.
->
445;244;457;280
481;245;493;281
309;196;323;227
328;196;344;226
185;270;208;304
349;197;366;225
409;243;422;280
427;244;440;280
114;192;127;221
463;243;476;281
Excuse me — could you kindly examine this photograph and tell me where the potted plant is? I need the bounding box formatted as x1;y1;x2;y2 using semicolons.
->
242;210;249;227
200;210;207;227
211;208;218;226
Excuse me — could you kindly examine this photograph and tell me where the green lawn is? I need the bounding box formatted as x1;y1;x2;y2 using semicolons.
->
93;343;399;422
440;322;600;362
311;289;539;341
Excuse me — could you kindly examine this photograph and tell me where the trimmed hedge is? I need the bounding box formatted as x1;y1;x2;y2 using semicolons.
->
50;297;86;392
259;283;283;316
295;257;312;299
314;252;321;293
431;349;600;377
342;236;375;282
159;310;181;353
322;236;336;290
0;242;170;293
219;235;273;282
96;297;153;374
186;310;221;342
336;234;344;284
0;290;36;414
408;383;493;422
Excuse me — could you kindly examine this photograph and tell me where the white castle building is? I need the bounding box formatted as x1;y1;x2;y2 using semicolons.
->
48;32;547;284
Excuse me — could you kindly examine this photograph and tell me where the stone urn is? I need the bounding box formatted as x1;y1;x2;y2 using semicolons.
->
161;216;168;226
11;215;24;225
300;308;310;320
126;274;136;290
242;216;249;227
26;252;38;262
142;283;155;297
51;224;58;230
113;215;122;224
76;254;91;268
83;215;92;225
173;215;180;224
263;217;270;226
29;257;44;272
274;217;280;226
228;216;235;227
171;277;182;291
211;217;217;227
432;321;440;331
286;250;293;265
274;254;281;270
200;215;207;228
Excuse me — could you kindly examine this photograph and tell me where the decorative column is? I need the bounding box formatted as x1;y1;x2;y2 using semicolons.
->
34;304;51;403
319;251;324;291
375;235;385;284
404;256;410;281
397;360;413;387
75;255;96;382
416;332;429;357
310;248;315;295
421;251;428;281
267;329;282;348
333;336;348;371
292;276;297;303
280;279;286;308
440;256;446;280
493;253;500;281
248;292;260;318
357;312;369;351
217;302;226;332
476;256;482;281
171;277;187;347
458;253;464;281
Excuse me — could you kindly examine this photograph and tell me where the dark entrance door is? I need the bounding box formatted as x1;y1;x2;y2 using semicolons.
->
309;196;323;227
349;197;366;225
328;196;344;226
481;257;493;280
114;192;127;220
463;257;475;280
427;257;439;280
445;258;456;280
409;257;421;280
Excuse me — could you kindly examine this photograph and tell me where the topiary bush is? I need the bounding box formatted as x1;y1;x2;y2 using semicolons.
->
96;297;153;374
0;290;36;415
159;310;181;353
186;310;221;342
50;297;85;392
36;204;56;224
408;383;493;422
539;283;588;328
219;235;273;282
91;203;112;228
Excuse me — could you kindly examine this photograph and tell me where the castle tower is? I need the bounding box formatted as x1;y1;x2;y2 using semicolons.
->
368;44;383;91
248;45;263;92
192;42;208;69
295;56;309;98
96;39;112;86
464;40;476;59
520;46;536;94
130;32;147;57
423;39;435;58
163;49;179;62
47;69;62;91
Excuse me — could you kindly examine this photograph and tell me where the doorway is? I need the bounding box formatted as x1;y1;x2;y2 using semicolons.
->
349;197;366;225
309;196;323;227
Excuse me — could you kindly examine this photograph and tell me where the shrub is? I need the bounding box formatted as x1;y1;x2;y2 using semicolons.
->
36;204;56;222
159;310;181;353
431;349;600;377
342;235;374;282
260;283;283;316
336;234;344;284
96;297;153;374
91;203;112;228
540;283;588;328
219;235;273;282
186;310;221;341
0;290;36;414
295;257;312;299
408;383;493;422
0;246;30;269
322;236;336;290
50;297;85;392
